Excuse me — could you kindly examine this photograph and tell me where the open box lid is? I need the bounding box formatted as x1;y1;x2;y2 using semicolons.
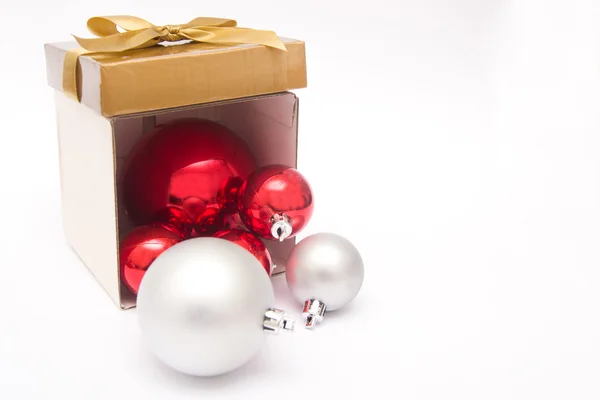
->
45;38;306;117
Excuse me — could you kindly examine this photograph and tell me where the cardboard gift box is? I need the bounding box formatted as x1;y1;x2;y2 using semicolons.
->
44;16;307;309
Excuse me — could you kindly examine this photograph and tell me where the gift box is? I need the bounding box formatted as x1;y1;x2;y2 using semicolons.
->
44;16;307;309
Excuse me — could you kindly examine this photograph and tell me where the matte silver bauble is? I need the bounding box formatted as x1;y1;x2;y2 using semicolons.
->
286;232;364;329
137;237;294;377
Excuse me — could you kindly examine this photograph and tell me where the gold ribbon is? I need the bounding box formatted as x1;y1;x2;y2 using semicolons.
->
63;16;287;100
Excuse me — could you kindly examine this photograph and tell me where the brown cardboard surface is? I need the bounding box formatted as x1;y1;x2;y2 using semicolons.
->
45;39;306;117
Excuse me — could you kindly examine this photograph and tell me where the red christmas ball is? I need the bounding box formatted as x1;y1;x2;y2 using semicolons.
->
238;164;314;241
153;206;194;239
120;225;182;294
122;119;256;235
213;229;273;275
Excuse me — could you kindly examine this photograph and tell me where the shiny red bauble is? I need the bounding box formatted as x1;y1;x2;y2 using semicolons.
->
122;119;256;236
213;229;273;275
120;225;182;294
153;206;194;239
238;164;314;241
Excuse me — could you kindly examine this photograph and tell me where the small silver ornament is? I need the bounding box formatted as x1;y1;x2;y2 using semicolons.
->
285;232;364;329
136;237;294;377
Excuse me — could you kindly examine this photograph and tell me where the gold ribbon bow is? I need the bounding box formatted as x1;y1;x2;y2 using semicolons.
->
63;16;287;100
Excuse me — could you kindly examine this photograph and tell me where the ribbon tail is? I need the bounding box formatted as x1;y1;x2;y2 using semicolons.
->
63;48;88;101
74;28;161;52
183;17;237;28
186;27;287;51
65;28;162;100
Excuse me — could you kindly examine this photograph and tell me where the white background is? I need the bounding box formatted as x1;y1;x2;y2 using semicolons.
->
1;0;600;399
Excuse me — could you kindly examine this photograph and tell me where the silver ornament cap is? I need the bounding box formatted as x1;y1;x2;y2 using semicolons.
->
286;232;364;329
302;299;327;329
271;213;293;241
263;308;295;333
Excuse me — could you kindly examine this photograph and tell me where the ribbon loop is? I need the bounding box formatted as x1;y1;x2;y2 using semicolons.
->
63;15;287;101
87;15;155;37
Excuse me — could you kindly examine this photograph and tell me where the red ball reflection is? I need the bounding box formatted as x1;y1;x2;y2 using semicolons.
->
153;205;194;239
122;119;256;235
120;225;182;295
213;228;273;275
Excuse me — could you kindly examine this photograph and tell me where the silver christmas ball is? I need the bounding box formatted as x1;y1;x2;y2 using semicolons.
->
286;232;364;329
137;237;294;377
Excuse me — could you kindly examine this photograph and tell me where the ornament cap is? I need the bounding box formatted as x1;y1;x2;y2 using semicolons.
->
270;213;292;241
263;308;295;334
302;299;327;329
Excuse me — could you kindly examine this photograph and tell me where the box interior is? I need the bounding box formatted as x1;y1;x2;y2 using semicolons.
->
112;92;299;309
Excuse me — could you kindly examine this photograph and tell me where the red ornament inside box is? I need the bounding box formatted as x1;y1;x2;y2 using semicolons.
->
55;92;300;309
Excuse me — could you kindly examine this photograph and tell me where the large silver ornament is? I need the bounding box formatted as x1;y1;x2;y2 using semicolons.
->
286;232;364;329
137;237;294;377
